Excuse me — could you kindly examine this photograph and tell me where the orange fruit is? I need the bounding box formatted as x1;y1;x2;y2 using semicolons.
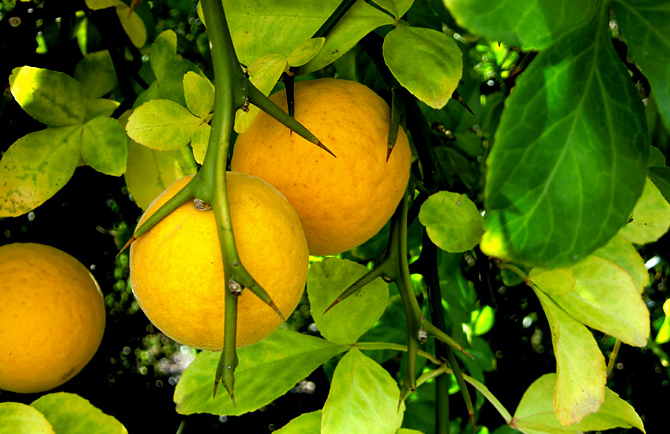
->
231;78;412;256
129;173;309;350
0;243;105;394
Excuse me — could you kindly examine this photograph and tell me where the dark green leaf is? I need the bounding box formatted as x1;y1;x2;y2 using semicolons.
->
481;10;649;268
648;166;670;203
0;402;54;434
308;258;389;344
31;392;127;434
443;0;599;51
0;126;81;217
81;117;128;176
9;66;87;127
383;23;462;109
321;348;404;434
174;329;347;416
613;0;670;129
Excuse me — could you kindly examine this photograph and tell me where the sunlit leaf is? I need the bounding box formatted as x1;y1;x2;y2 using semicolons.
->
84;0;146;47
592;234;649;291
150;30;177;81
74;50;118;98
470;305;495;336
296;1;396;75
443;0;599;51
613;0;670;129
126;99;202;151
656;316;670;344
545;256;650;347
184;71;215;119
174;329;348;416
384;23;462;109
308;258;389;345
619;178;670;244
85;98;120;119
397;430;426;434
0;402;55;434
9;66;86;127
31;392;127;434
274;410;322;434
191;123;211;165
0;126;81;217
534;290;606;426
322;348;404;434
372;0;415;19
234;53;287;134
481;10;649;268
287;37;326;67
80;116;128;176
528;267;576;296
512;373;645;433
419;190;484;252
124;138;197;211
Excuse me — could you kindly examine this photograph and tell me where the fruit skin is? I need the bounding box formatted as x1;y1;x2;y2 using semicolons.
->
129;173;309;350
231;78;412;256
0;243;106;394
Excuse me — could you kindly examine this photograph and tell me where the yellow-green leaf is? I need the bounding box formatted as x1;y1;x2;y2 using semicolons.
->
287;37;325;67
31;393;127;434
619;178;670;244
419;191;484;252
183;71;215;119
126;99;203;151
80;117;128;176
191;123;211;165
0;402;55;434
592;234;649;291
74;50;118;98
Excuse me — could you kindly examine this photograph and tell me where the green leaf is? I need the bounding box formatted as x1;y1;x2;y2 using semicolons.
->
296;1;396;75
31;392;127;434
528;267;576;296
183;71;214;119
174;329;347;416
512;373;645;433
74;50;118;98
0;402;55;434
123;138;197;211
322;347;404;434
308;258;389;344
126;99;203;151
534;290;606;426
613;0;670;129
80;116;128;176
656;316;670;344
383;23;462;109
470;305;495;336
372;0;415;19
0;126;81;217
592;233;649;291
545;256;650;347
397;430;426;434
275;411;322;434
419;191;484;252
619;178;670;244
191;123;211;165
443;0;599;51
85;98;120;119
198;1;341;66
648;167;670;203
149;30;177;81
648;145;665;167
234;53;287;134
481;9;649;268
287;38;326;67
9;66;87;127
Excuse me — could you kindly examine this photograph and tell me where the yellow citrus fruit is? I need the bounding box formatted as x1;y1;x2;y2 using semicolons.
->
129;173;309;350
231;78;412;256
0;243;105;394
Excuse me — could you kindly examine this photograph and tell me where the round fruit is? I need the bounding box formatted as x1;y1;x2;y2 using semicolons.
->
0;243;106;394
231;78;412;256
129;173;309;350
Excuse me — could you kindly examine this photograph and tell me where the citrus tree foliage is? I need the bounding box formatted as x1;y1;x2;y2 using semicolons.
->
2;0;670;433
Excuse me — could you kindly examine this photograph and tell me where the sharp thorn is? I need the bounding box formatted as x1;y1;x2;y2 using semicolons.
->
316;140;337;158
213;378;220;399
460;347;475;361
452;90;474;116
229;390;236;407
269;301;285;321
386;146;393;162
117;236;136;257
470;413;476;431
323;299;341;315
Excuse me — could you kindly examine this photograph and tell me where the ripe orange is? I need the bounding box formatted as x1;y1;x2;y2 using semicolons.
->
0;243;106;394
231;78;412;256
129;173;309;350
